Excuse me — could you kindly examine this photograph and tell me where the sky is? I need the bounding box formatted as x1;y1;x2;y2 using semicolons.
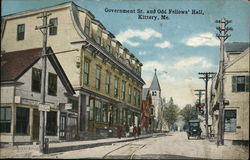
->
2;0;249;108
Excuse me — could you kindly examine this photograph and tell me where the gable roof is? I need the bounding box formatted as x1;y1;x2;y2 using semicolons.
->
1;48;41;81
1;47;75;95
149;70;161;91
225;42;249;52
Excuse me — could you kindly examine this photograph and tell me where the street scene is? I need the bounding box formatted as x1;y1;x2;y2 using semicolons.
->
0;0;249;159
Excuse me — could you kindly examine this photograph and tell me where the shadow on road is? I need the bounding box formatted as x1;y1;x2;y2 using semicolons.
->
105;154;211;159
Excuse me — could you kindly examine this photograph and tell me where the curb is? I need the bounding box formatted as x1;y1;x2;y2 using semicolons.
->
48;133;165;154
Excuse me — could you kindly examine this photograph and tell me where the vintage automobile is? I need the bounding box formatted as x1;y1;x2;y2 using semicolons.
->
186;119;202;139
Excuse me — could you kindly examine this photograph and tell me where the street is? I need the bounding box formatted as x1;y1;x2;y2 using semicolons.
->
1;132;248;159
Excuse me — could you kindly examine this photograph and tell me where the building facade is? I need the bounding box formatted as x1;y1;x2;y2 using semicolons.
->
0;48;77;144
210;42;249;145
1;2;145;138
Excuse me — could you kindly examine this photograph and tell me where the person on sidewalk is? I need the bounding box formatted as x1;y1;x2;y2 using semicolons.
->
117;125;122;139
129;125;133;137
133;125;137;139
137;124;141;137
125;124;129;137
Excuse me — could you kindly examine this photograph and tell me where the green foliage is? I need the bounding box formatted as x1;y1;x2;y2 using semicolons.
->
163;98;180;127
180;104;198;124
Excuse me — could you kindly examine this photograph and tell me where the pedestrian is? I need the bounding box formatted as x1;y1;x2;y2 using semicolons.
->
117;125;122;139
125;124;129;137
133;125;137;138
129;125;133;137
137;124;141;137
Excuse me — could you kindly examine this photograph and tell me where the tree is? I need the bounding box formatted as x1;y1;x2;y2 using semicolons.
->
180;104;198;130
163;97;179;130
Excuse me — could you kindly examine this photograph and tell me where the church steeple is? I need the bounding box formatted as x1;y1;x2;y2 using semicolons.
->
149;68;161;91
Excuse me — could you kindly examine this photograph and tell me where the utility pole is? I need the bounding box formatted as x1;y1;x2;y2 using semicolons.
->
35;12;52;153
198;72;216;138
194;89;205;117
215;18;232;146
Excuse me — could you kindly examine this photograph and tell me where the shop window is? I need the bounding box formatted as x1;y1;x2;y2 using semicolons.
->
89;98;94;120
0;107;11;133
32;68;42;93
224;110;236;132
68;98;78;113
48;73;57;96
49;18;58;35
95;100;101;122
232;76;249;92
102;103;108;123
46;111;57;135
16;107;29;134
17;24;25;40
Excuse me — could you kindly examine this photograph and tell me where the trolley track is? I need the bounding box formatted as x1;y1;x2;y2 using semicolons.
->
103;141;146;159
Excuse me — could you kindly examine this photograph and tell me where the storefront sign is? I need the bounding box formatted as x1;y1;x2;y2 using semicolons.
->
38;104;50;112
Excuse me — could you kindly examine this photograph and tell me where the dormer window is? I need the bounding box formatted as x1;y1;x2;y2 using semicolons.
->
84;18;91;36
96;28;102;44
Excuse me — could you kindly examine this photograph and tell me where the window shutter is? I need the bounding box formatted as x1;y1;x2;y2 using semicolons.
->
232;76;237;92
246;76;249;92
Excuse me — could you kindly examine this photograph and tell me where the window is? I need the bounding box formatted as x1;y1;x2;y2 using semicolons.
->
102;103;108;123
95;66;101;90
121;81;126;101
232;76;249;92
32;68;42;93
105;72;110;94
128;86;131;103
133;89;136;105
137;90;141;107
95;100;101;122
89;98;94;120
16;107;29;134
152;91;157;96
114;78;119;97
68;98;78;113
0;107;11;133
106;38;111;52
119;108;123;124
17;24;25;40
48;73;57;96
46;111;57;135
113;107;118;124
115;46;119;58
83;60;90;85
49;18;58;35
224;110;236;132
96;28;102;44
84;18;91;36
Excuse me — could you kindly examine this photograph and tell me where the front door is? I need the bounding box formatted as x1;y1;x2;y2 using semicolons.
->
59;114;66;139
32;109;39;140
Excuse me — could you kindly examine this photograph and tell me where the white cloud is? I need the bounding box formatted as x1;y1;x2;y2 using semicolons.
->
116;28;162;46
142;61;167;72
154;40;173;48
171;57;213;70
184;32;220;47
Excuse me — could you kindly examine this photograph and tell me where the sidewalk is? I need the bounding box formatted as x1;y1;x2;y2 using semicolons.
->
0;133;166;158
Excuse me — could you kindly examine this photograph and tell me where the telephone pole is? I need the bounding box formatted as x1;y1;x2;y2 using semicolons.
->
35;12;52;153
215;18;232;145
194;89;205;117
198;72;216;138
